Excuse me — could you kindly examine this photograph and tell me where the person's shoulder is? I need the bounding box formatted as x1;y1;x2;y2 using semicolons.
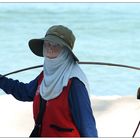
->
71;77;80;82
71;77;85;87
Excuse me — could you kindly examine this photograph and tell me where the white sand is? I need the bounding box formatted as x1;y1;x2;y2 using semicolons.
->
92;95;140;137
0;95;34;137
0;94;140;137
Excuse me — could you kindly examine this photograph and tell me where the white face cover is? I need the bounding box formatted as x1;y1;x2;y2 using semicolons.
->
40;47;90;101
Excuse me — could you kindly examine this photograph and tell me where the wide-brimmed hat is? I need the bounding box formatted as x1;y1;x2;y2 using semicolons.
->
28;25;79;61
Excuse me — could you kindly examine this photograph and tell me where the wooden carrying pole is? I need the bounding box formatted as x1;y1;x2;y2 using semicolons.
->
1;61;140;78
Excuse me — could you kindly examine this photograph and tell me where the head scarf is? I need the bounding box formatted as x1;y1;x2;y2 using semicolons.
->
40;48;89;100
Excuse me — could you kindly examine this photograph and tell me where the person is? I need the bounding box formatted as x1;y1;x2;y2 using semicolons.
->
137;87;140;99
0;25;98;137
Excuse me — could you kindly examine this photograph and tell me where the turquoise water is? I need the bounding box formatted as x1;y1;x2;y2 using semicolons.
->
0;3;140;96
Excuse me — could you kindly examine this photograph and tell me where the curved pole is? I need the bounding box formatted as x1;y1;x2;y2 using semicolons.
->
79;61;140;70
2;65;43;77
132;121;140;137
0;61;140;78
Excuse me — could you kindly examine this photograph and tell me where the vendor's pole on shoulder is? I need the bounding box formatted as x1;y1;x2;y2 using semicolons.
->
0;65;43;78
1;61;140;79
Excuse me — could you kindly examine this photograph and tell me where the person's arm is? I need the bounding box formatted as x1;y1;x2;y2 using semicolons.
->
68;78;98;137
0;75;39;101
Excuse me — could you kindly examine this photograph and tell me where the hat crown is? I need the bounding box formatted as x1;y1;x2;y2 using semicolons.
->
45;25;75;49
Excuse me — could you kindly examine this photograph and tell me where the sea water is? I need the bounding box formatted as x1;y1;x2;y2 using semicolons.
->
0;3;140;96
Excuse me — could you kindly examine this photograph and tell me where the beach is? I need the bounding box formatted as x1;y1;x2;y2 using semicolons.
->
0;94;140;137
0;95;33;137
92;95;140;137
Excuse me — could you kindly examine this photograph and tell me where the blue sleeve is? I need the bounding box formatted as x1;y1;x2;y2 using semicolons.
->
0;75;39;101
68;78;98;137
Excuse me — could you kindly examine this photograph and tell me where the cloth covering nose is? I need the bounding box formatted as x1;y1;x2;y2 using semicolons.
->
40;47;89;101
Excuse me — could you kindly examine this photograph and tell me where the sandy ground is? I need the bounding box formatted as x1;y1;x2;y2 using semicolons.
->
92;95;140;137
0;94;140;138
